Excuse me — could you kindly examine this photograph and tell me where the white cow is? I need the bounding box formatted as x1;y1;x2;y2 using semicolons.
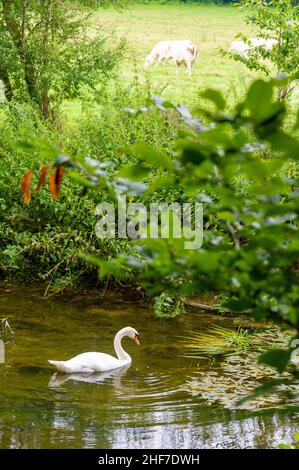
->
230;40;250;56
249;37;278;50
230;37;278;56
263;38;279;50
144;40;198;75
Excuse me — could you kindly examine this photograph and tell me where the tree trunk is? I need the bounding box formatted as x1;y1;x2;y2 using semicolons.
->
0;68;13;101
2;0;38;102
41;88;51;118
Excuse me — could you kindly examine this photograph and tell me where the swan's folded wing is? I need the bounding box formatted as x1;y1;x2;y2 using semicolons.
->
49;352;127;373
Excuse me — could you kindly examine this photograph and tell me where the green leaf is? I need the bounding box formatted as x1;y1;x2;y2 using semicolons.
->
118;164;151;181
200;89;226;111
16;138;60;158
217;211;235;223
69;172;96;189
245;80;284;126
266;131;299;159
178;141;208;165
148;174;176;192
241;159;284;180
80;254;128;280
246;80;273;115
258;348;292;373
132;143;175;171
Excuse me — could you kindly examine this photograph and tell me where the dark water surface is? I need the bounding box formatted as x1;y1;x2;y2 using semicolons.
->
0;286;297;449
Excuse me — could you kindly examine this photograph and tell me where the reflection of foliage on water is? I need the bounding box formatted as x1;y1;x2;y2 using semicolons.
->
184;327;299;410
153;292;185;318
0;317;14;340
278;432;299;449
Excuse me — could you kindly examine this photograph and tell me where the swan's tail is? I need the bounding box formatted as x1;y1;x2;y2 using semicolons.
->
48;360;69;373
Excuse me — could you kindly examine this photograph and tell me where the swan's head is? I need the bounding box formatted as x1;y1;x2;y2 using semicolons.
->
120;326;140;346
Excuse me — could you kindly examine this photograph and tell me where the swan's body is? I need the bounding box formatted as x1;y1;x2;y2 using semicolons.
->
49;352;127;373
48;326;140;374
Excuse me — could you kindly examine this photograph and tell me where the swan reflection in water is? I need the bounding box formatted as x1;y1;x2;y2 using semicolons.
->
48;364;131;388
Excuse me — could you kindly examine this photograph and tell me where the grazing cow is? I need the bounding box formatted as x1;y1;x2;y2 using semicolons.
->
230;40;250;56
263;38;278;51
248;37;278;50
230;37;278;56
144;40;198;75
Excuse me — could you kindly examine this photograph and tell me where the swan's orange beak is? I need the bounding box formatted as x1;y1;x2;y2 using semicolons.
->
134;335;140;346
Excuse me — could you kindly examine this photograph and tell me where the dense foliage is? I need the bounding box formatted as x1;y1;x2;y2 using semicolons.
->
56;76;299;325
0;79;178;293
135;1;239;4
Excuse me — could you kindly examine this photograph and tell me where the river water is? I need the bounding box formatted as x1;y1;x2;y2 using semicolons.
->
0;285;297;449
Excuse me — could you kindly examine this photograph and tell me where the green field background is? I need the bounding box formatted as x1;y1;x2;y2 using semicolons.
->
95;3;255;103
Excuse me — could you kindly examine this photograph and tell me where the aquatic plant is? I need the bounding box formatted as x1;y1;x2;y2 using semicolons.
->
186;355;299;410
184;328;298;411
180;325;251;357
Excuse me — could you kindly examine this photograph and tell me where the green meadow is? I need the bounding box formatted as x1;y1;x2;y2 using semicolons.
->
95;3;255;104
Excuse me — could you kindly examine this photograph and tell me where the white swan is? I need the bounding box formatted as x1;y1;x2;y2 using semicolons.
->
48;326;140;373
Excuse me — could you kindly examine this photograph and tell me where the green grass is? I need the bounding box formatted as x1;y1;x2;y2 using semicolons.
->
181;325;251;357
95;3;256;104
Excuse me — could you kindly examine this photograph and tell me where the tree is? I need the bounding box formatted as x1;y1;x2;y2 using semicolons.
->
231;1;299;97
0;0;125;117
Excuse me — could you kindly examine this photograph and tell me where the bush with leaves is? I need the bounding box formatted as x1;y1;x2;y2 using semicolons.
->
153;292;185;319
0;76;180;293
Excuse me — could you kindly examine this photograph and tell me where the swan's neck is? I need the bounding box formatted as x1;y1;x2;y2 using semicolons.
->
114;330;131;362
